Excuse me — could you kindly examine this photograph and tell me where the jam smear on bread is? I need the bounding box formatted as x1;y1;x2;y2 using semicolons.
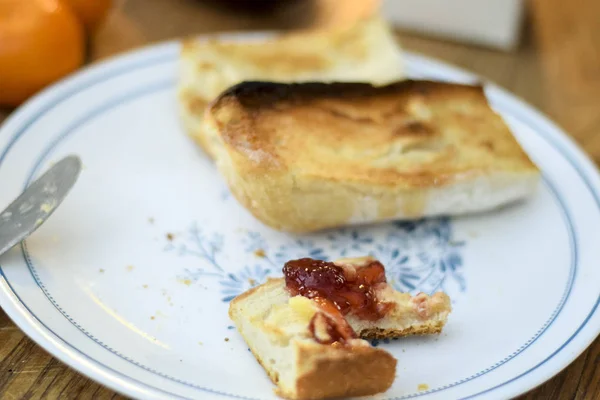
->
283;258;395;344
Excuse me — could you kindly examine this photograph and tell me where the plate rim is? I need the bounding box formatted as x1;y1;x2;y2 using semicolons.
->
0;38;599;400
13;77;581;399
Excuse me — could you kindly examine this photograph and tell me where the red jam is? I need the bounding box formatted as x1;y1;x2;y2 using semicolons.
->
308;296;357;344
308;311;355;345
283;258;393;321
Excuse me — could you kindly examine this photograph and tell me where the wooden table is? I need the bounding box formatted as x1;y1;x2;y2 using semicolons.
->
1;0;599;398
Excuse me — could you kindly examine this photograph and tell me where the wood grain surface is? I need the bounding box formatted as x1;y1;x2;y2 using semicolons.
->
1;0;599;398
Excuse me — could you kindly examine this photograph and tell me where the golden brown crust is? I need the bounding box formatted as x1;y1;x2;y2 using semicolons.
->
358;321;445;339
242;331;396;400
288;342;397;400
205;79;540;232
210;79;537;188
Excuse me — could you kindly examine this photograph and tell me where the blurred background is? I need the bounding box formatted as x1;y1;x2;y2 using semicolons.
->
1;0;599;399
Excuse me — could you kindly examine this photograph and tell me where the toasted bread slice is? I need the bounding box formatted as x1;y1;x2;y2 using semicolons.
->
178;16;404;158
229;279;397;400
203;79;540;232
238;277;451;340
229;256;452;399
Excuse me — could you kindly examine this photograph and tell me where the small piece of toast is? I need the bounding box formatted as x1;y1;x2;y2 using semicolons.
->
229;257;451;399
229;280;397;400
178;16;404;159
204;79;540;232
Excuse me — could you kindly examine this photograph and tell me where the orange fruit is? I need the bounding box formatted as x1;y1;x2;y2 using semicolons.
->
314;0;380;28
63;0;112;31
0;0;85;107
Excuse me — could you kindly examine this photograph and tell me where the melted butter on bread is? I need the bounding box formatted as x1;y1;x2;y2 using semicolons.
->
264;296;319;337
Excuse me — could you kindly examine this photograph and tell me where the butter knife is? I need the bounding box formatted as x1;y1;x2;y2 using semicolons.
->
0;155;82;256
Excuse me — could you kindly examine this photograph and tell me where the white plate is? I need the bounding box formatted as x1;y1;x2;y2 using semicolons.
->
0;38;599;400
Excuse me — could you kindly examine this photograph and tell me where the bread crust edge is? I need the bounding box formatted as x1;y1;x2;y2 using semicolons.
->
229;278;398;400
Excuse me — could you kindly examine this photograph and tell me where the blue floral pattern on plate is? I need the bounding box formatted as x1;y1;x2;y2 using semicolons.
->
165;217;466;302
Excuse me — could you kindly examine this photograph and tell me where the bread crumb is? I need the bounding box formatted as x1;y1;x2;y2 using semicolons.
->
126;265;134;272
178;278;192;286
142;284;148;289
166;233;174;241
248;278;256;286
148;217;155;224
418;383;429;391
150;316;155;320
224;337;229;342
254;249;266;258
99;269;105;273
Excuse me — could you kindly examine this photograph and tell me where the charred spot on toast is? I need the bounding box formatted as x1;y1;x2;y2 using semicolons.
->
215;81;373;110
213;80;487;111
